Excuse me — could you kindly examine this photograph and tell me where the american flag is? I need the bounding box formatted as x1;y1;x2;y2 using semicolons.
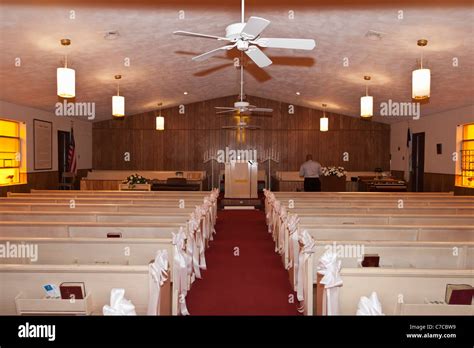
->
67;127;77;174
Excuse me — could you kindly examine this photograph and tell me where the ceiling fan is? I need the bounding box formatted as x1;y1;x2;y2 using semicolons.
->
222;118;261;131
216;57;273;116
173;0;316;68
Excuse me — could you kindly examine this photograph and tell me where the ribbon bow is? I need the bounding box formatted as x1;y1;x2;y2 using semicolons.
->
296;230;317;303
286;213;300;273
147;250;169;315
317;250;343;315
356;292;384;315
172;227;191;315
103;288;137;315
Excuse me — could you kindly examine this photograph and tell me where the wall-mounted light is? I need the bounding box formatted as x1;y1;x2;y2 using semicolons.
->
412;39;430;100
57;39;75;98
112;75;125;117
156;103;164;131
320;103;328;132
360;75;373;118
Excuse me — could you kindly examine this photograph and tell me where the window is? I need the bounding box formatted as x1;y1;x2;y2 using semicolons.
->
0;118;26;186
460;123;474;188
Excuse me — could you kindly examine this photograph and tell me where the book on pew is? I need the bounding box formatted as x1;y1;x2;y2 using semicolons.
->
60;282;85;300
361;254;380;267
445;284;473;305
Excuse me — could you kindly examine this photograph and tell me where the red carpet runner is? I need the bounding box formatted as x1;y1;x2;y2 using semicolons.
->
187;209;300;315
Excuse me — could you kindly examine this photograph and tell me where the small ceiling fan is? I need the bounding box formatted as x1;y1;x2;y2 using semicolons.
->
173;0;316;68
222;119;261;131
216;54;272;116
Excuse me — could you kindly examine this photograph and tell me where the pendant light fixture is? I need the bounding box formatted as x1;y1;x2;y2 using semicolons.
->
320;103;328;132
360;75;373;118
156;103;165;131
412;39;430;100
57;39;75;98
112;75;125;117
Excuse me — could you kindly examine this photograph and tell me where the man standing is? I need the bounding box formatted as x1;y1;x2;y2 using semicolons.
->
299;154;322;192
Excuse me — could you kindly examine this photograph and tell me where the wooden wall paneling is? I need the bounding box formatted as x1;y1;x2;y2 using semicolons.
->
92;95;391;173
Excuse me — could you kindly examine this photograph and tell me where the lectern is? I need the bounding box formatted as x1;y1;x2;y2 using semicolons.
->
224;161;258;198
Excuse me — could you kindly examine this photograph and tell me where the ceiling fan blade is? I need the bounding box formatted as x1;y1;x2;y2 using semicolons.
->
245;46;272;68
215;107;237;110
216;109;238;114
192;44;237;61
249;107;273;113
173;30;230;41
221;126;239;129
245;126;261;130
241;16;270;39
253;38;316;50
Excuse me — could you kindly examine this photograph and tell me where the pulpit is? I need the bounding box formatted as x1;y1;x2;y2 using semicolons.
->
224;161;258;198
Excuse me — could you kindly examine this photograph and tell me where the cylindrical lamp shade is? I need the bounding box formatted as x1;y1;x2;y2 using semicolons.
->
360;95;373;118
412;68;430;100
112;95;125;117
320;117;328;132
156;116;165;130
57;67;75;98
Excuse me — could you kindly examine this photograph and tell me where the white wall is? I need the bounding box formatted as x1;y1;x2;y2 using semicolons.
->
390;105;474;175
0;100;92;172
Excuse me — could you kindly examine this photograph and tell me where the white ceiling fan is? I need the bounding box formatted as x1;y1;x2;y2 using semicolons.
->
215;56;273;116
173;0;316;68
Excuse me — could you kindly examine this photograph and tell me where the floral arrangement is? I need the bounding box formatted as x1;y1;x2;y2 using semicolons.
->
122;173;149;187
321;166;347;178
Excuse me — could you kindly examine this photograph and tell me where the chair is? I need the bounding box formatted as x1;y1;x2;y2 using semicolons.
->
58;172;75;190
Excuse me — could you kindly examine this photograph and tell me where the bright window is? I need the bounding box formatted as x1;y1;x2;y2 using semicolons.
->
0;118;26;186
460;123;474;187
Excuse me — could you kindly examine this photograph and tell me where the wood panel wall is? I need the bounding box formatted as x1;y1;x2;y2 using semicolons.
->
0;169;90;197
92;95;390;176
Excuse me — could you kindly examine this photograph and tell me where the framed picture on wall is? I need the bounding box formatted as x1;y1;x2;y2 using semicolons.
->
33;119;53;170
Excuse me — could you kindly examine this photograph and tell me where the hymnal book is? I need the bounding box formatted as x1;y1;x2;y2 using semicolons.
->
59;282;85;300
445;284;473;305
361;254;380;267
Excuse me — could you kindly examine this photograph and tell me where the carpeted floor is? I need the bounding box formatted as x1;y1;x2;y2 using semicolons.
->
186;209;300;315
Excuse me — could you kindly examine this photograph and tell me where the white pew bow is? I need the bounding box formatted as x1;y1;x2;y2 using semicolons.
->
317;250;343;315
173;227;191;315
276;206;288;254
356;292;384;315
147;250;169;315
286;214;300;272
296;230;316;303
103;288;137;315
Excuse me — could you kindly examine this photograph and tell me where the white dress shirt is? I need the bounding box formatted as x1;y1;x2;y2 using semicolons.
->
299;160;322;178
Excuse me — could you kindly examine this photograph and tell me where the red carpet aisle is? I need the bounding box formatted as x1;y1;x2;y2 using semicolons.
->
186;210;300;315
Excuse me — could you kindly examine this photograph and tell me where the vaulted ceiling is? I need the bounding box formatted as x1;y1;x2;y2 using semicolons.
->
0;0;473;122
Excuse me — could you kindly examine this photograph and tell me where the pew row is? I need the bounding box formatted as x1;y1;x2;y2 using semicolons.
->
0;237;176;315
0;189;220;315
0;264;172;315
0;211;196;223
0;203;206;213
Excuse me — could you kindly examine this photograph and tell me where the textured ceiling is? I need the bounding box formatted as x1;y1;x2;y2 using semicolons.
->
0;0;473;123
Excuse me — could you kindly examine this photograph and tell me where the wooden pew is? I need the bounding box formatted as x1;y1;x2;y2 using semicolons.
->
0;211;195;223
395;303;474;315
0;221;182;238
0;203;202;213
299;224;474;242
296;213;474;226
336;268;473;315
300;241;474;315
0;237;175;315
0;197;208;205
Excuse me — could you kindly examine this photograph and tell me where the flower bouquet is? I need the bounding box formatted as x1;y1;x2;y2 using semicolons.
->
321;166;347;178
122;173;149;189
